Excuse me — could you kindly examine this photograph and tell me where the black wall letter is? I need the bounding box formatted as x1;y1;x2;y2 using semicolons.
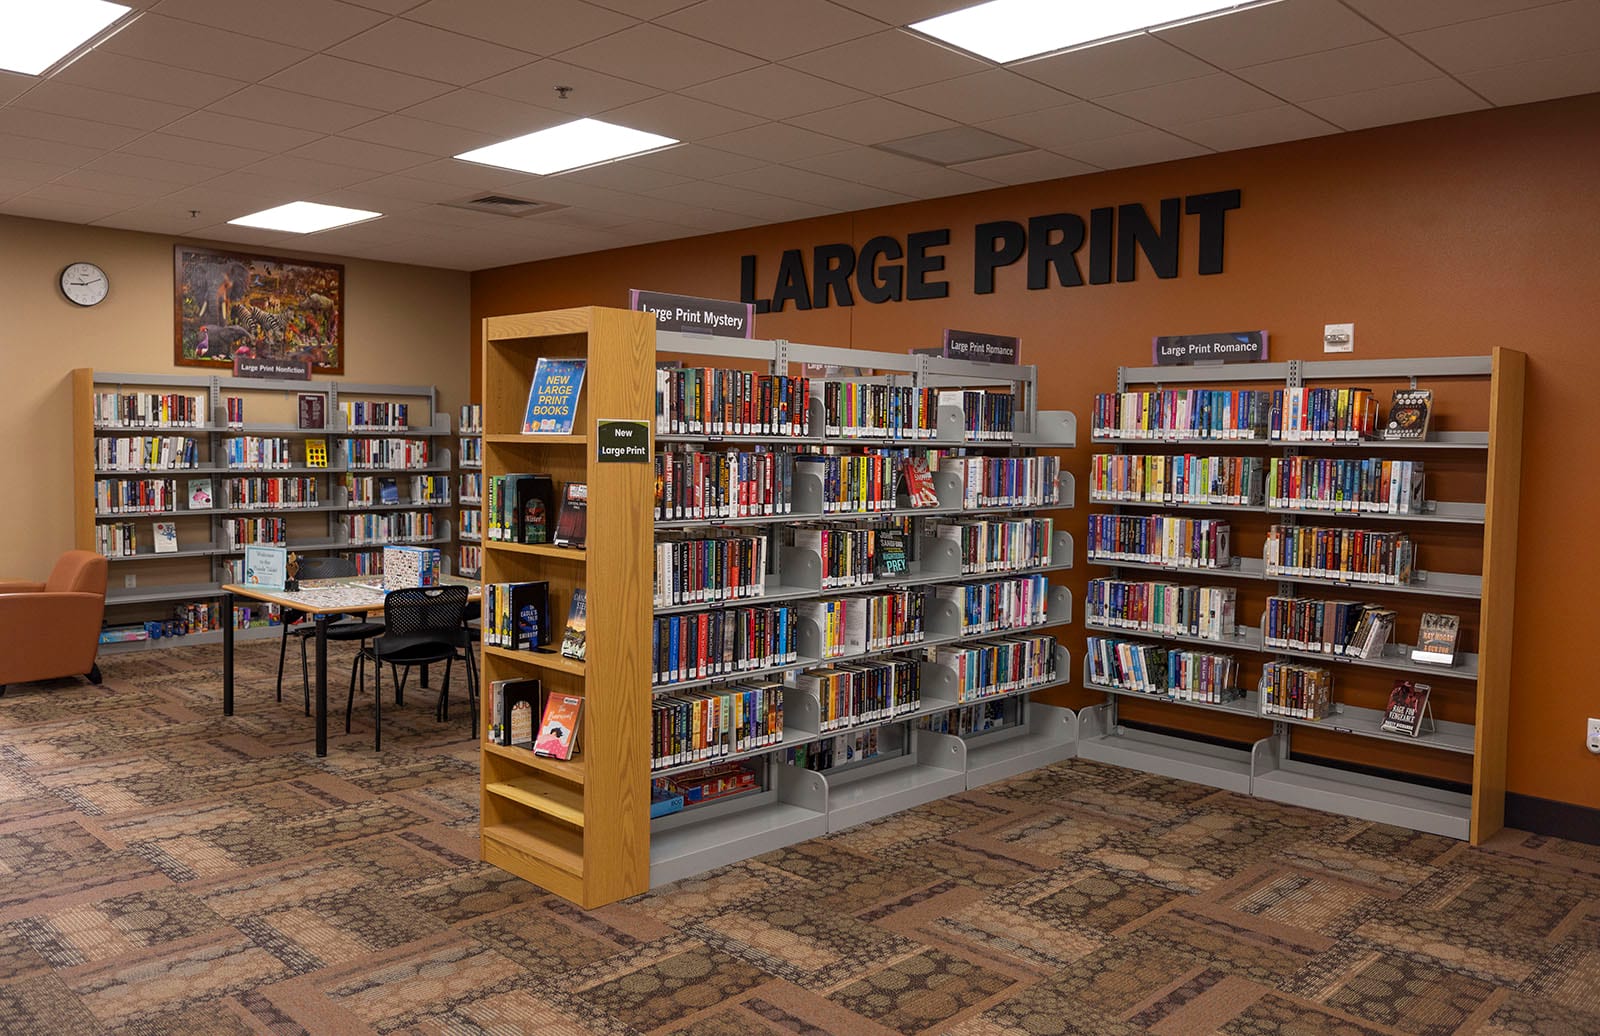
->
1026;213;1085;290
739;254;771;314
1186;189;1241;275
811;243;856;308
770;249;812;312
1116;198;1181;282
973;220;1026;295
1088;207;1114;285
856;236;904;304
906;229;951;301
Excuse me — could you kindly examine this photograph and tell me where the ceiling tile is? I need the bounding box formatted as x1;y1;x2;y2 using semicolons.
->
342;0;428;13
684;65;867;120
184;171;311;209
1014;34;1216;99
978;102;1146;150
207;86;388;134
537;207;636;230
713;164;916;210
589;0;699;19
785;30;986;95
474;59;660;114
890;69;1076;124
701;123;852;163
161;111;323;152
90;208;203;234
555;162;692;193
825;0;971;23
396;158;532;189
0;132;110;170
648;179;832;219
791;146;1000;199
559;24;764;91
603;94;764;140
305;187;428;216
55;53;245;108
329;19;534;86
7;82;189;131
1299;77;1488;130
0;73;29;106
287;136;436;173
326;173;462;203
1058;129;1211;170
1236;39;1443;102
81;152;226;186
399;90;567;137
788;97;957;145
151;0;386;48
1155;0;1385;68
951;149;1099;185
243;155;376;189
118;133;274;171
264;56;453;111
342;114;501;155
1099;73;1282;131
49;170;179;200
1402;1;1600;74
0;158;73;185
3;195;133;224
101;13;311;80
1459;47;1600;105
632;143;767;178
660;0;882;61
404;0;635;54
1175;104;1339;150
0;109;143;150
1342;0;1564;35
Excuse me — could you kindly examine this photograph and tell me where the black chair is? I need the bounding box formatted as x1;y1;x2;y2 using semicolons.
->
275;556;385;716
437;598;481;734
346;585;470;750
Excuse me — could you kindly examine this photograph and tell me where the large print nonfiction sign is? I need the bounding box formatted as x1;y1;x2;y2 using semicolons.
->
740;189;1241;313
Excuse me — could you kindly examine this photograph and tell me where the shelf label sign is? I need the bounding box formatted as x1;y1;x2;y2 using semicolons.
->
234;357;310;380
942;329;1019;364
596;419;650;463
1154;331;1269;365
630;289;753;338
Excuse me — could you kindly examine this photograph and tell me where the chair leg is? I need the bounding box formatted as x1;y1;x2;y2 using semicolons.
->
275;624;290;702
393;664;405;706
467;649;479;734
435;656;455;723
345;650;363;735
300;635;313;717
87;664;102;685
373;656;383;752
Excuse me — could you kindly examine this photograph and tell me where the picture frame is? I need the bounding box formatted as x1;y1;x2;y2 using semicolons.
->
174;246;345;373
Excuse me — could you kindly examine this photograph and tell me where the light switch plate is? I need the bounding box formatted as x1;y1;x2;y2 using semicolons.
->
1324;322;1354;353
124;574;136;588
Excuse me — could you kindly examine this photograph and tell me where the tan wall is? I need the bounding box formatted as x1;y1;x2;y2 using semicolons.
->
0;214;470;579
473;94;1600;813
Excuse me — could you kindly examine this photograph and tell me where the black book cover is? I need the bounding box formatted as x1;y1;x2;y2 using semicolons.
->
554;482;588;548
512;474;555;545
510;580;550;652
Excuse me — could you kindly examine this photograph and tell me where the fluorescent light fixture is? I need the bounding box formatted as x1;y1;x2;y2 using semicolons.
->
228;201;383;234
0;0;130;75
911;0;1274;63
454;118;677;176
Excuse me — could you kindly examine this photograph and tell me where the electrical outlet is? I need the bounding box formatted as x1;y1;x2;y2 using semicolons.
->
1588;717;1600;755
124;574;136;588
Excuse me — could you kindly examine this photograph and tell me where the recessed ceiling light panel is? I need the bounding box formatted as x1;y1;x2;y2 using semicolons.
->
228;202;383;234
0;0;131;75
454;118;678;176
911;0;1277;63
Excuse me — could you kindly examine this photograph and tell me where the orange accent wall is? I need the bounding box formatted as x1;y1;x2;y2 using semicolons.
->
472;93;1600;813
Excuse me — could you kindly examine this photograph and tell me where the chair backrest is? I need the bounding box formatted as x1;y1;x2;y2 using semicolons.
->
298;555;357;580
383;585;469;639
47;551;108;595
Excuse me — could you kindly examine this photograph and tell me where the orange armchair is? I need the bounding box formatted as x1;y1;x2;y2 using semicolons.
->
0;551;108;693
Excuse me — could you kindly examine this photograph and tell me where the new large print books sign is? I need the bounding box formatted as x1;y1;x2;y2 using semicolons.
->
630;289;753;338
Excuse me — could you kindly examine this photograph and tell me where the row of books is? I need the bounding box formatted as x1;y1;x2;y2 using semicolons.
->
343;474;449;507
340;511;435;545
93;391;205;429
460;509;481;538
94;478;178;515
223;396;244;427
1094;389;1273;440
653;680;787;769
341;400;409;431
486;679;582;759
949;389;1015;441
1089;454;1266;506
483;474;586;547
1086;636;1243;703
790;526;884;589
655;368;813;437
799;656;923;731
223;517;286;549
656;447;796;520
458;544;481;578
940;455;1063;509
225;477;320;509
938;573;1053;636
1260;661;1333;719
1266;457;1427;514
341;437;431;470
1264;597;1396;658
459;404;482;435
460;437;483;466
1086;514;1233;569
95;522;137;557
654;534;770;606
95;436;200;471
797;453;899;513
224;436;295;469
459;472;482;503
481;581;587;660
1086;579;1239;641
805;590;926;657
652;605;799;686
934;516;1056;574
1263;525;1415;584
786;729;881;772
916;700;1011;737
822;382;941;439
938;634;1059;700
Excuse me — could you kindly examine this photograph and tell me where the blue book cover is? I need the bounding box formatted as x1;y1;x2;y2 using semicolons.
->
522;358;587;435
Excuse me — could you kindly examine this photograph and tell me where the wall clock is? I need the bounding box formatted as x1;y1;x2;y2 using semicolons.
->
60;262;109;307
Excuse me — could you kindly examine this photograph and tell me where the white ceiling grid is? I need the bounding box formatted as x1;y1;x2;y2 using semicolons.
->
0;0;1592;270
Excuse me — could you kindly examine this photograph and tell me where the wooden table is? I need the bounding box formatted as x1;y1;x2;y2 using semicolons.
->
222;576;479;756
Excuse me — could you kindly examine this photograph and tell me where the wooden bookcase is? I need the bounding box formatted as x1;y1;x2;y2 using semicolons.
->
477;307;655;908
1078;350;1524;843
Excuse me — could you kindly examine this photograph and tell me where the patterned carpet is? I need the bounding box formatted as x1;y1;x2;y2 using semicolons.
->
0;643;1596;1036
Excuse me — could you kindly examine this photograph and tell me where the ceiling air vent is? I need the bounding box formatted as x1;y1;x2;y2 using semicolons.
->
445;194;566;218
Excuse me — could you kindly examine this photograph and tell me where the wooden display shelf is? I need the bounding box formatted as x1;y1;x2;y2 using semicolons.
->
484;541;588;562
482;822;585;883
482;742;587;785
485;777;586;827
484;433;588;445
483;645;587;678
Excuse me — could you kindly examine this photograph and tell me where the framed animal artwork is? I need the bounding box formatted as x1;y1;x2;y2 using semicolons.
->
174;246;345;373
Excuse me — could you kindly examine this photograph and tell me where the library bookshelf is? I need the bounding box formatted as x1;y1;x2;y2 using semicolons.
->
72;368;456;653
478;308;1078;907
457;403;483;578
1079;351;1523;843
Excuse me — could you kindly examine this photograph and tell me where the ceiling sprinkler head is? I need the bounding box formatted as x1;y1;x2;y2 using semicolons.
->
555;85;573;100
